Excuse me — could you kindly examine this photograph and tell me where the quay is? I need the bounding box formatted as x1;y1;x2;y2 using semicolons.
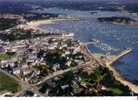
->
82;42;138;94
84;42;95;45
106;63;138;94
107;48;132;65
104;48;138;94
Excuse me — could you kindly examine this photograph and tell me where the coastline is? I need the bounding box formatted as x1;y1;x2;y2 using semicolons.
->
91;52;138;94
26;18;80;29
106;64;138;94
26;19;55;28
27;18;138;94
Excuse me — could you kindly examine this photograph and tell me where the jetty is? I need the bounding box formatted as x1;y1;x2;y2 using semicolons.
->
107;48;132;65
84;42;95;45
83;44;138;94
106;63;138;94
104;48;138;94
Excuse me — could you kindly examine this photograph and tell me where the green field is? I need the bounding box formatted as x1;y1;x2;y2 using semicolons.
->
0;72;20;93
108;87;123;95
0;52;15;60
0;18;17;30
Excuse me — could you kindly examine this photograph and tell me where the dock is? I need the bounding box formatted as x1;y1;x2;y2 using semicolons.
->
104;48;138;94
84;42;95;45
107;48;132;65
82;45;138;94
106;63;138;94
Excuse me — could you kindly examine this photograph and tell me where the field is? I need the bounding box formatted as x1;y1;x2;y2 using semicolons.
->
0;18;17;30
0;52;15;60
0;72;20;93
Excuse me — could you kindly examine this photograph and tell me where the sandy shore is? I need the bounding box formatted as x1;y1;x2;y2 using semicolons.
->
26;19;55;28
26;17;138;94
93;52;138;94
106;64;138;94
26;18;79;29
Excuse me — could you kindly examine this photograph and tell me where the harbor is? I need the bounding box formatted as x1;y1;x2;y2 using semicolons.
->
82;41;138;93
28;17;138;94
40;17;138;84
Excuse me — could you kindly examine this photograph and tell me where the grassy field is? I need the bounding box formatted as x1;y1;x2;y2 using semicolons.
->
0;72;20;93
108;87;123;95
0;18;17;30
0;52;15;60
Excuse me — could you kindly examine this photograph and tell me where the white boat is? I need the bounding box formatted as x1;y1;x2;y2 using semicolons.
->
62;33;74;37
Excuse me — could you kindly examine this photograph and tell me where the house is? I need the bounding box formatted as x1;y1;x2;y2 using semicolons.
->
52;64;60;72
13;68;21;75
66;61;72;66
61;84;69;90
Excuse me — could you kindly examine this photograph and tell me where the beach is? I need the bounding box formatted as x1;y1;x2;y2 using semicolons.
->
26;18;80;29
26;18;138;94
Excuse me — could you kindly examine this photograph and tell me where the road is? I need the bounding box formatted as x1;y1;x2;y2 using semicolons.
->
0;68;29;95
0;42;95;96
0;68;19;83
1;39;137;96
0;68;42;96
15;62;90;96
36;62;90;86
80;43;106;67
36;43;101;87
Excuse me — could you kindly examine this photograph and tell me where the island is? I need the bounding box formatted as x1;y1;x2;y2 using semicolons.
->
97;16;138;25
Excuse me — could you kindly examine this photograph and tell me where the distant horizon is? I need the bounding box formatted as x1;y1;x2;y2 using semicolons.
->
0;0;138;4
0;0;137;2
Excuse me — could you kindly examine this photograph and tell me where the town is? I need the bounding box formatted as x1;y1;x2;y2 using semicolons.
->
0;14;136;97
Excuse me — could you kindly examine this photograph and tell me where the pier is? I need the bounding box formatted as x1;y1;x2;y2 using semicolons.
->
106;48;132;65
84;42;95;45
106;64;138;94
82;44;138;94
103;48;138;94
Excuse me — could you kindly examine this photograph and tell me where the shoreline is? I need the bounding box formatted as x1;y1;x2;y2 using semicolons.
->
26;18;80;29
26;18;138;94
107;64;138;94
87;48;138;94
